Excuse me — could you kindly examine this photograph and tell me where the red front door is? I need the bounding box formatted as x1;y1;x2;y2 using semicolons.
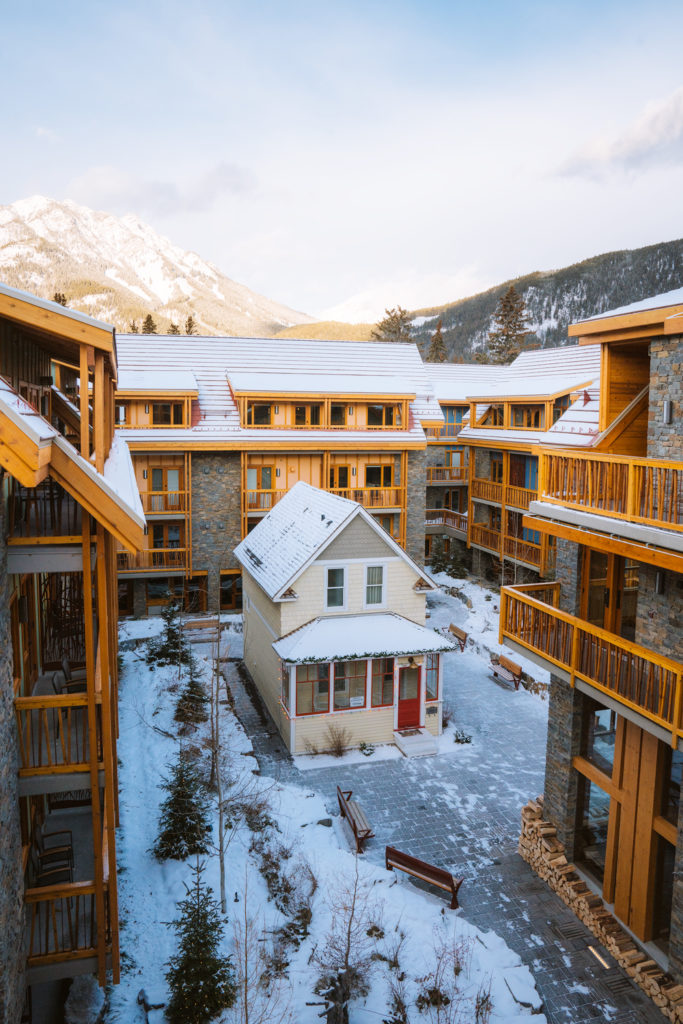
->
397;667;420;729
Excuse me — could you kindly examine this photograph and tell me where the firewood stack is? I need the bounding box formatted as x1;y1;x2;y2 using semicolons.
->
520;796;683;1022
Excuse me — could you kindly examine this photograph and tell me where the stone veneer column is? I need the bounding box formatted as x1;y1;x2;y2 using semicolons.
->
190;453;243;609
405;448;427;566
0;495;25;1024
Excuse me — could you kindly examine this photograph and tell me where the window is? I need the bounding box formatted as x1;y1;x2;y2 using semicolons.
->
115;402;127;424
220;573;243;611
581;698;616;776
426;653;439;700
553;394;571;423
296;663;330;715
372;658;394;706
326;567;345;608
490;453;503;483
365;464;393;488
330;404;346;427
152;402;184;425
481;404;504;426
246;403;272;426
295;404;321;426
511;405;544;429
367;404;395;428
365;565;384;605
334;660;367;710
149;467;183;510
329;465;350;490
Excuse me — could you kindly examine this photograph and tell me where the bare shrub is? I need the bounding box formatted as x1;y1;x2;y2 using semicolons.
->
474;980;493;1024
414;932;474;1023
441;706;453;729
325;722;351;758
303;738;320;755
232;877;294;1024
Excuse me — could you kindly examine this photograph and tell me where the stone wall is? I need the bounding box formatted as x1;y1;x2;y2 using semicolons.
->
634;562;683;663
0;494;25;1024
474;447;492;478
405;449;426;566
648;334;683;460
190;453;242;609
554;537;583;617
543;677;586;859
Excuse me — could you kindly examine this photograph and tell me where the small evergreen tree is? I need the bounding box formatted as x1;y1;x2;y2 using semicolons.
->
487;285;530;364
426;318;447;362
142;313;158;334
165;860;236;1024
185;315;197;335
147;598;193;667
52;291;68;306
129;319;139;333
168;322;181;335
174;661;209;727
371;306;413;343
154;751;212;860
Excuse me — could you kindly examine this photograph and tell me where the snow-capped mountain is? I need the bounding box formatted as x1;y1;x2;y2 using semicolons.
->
0;196;313;336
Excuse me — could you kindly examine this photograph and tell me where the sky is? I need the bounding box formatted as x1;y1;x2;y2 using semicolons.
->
3;0;683;320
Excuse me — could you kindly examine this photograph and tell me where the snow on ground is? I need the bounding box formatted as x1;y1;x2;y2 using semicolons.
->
101;592;547;1023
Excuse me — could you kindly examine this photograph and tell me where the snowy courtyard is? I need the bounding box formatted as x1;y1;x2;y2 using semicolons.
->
68;576;663;1024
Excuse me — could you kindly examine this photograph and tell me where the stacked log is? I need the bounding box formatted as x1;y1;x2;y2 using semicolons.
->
519;796;683;1022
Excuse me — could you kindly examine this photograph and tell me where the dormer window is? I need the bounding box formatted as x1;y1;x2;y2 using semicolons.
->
295;404;321;426
481;404;504;427
152;402;184;425
553;394;571;423
511;405;544;429
330;404;346;427
115;402;127;424
246;402;272;426
367;404;395;428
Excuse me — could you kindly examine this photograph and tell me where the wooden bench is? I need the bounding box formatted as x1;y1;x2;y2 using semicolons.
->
337;786;375;854
448;624;468;651
385;846;463;909
491;655;523;690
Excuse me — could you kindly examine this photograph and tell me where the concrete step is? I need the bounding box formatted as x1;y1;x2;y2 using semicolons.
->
394;728;438;758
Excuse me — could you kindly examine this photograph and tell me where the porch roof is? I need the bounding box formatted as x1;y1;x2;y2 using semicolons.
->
273;612;456;664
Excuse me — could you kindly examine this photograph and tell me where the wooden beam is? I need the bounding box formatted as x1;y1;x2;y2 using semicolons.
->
522;514;683;574
0;291;114;351
79;346;90;458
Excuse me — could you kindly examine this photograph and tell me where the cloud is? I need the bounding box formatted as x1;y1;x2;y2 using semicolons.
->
315;267;489;324
67;161;256;218
34;125;60;143
557;85;683;179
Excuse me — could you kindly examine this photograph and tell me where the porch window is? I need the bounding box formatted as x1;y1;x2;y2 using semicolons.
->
334;660;367;710
365;565;384;605
426;653;439;700
296;663;330;715
371;658;394;706
326;567;345;608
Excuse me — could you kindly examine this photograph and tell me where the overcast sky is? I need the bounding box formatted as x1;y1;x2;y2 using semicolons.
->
3;0;683;320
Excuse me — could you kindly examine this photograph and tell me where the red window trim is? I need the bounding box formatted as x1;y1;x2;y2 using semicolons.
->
333;659;368;711
425;653;439;701
295;664;330;716
371;657;394;707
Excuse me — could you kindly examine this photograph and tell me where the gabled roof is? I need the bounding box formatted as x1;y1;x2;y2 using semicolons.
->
423;363;503;403
228;370;417;398
577;287;683;322
464;344;601;401
569;287;683;343
116;370;198;395
234;481;435;601
273;612;455;663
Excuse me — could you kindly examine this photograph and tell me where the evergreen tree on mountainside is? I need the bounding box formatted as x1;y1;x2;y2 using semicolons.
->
371;306;413;343
486;285;530;364
142;313;157;335
168;322;180;335
165;861;236;1024
426;318;447;362
128;320;139;333
185;315;197;336
52;291;68;306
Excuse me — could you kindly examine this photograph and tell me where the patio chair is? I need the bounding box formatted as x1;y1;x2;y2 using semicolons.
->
35;826;73;869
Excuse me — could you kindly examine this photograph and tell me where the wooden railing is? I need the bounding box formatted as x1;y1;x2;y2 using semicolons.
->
427;465;467;484
25;881;108;967
117;547;187;571
470;523;501;552
8;479;81;539
505;485;536;510
503;535;541;566
330;486;402;508
140;490;188;513
471;478;503;503
540;451;683;530
425;509;468;533
14;694;101;776
500;583;683;741
425;423;463;439
245;489;286;511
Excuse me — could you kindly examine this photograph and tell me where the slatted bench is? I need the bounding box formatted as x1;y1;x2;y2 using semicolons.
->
337;786;375;854
385;845;463;909
491;655;523;691
448;624;468;651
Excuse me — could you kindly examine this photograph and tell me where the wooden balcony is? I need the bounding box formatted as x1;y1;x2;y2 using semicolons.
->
470;523;501;553
425;423;463;439
15;694;101;786
471;478;503;503
329;486;403;508
500;583;683;742
246;488;286;512
505;484;536;510
427;465;467;484
425;509;468;534
117;547;187;572
540;451;683;531
8;479;81;540
503;535;542;567
140;490;188;514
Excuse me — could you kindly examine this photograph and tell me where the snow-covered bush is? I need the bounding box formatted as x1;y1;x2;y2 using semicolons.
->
174;661;209;728
153;749;212;860
147;599;193;667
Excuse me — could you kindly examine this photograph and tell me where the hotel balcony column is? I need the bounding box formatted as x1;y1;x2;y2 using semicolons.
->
544;678;587;859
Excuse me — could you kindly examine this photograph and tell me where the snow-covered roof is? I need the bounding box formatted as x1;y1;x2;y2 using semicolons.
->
465;345;600;400
0;377;56;443
578;287;683;323
543;387;600;448
228;370;416;397
234;483;358;600
273;612;455;663
0;281;114;332
104;434;145;521
115;334;442;444
423;364;502;403
117;370;198;393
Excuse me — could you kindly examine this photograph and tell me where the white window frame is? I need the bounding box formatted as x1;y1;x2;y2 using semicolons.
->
364;563;386;608
326;565;346;610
